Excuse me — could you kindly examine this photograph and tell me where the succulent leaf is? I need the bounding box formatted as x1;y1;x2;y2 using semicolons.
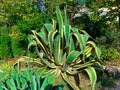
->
85;67;97;90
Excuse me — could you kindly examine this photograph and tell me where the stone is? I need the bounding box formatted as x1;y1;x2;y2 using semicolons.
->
103;65;120;78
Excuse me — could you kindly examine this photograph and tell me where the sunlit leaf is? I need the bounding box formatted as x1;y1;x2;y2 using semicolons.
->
85;67;97;90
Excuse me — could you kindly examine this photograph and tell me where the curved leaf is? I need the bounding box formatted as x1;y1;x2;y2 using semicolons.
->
87;41;101;59
85;67;97;90
6;78;17;90
80;30;91;40
85;47;93;58
38;30;48;45
56;5;63;38
54;35;61;65
44;23;53;32
40;76;48;90
73;33;85;52
72;27;79;33
52;19;57;31
48;31;58;54
70;36;75;52
66;50;80;64
64;6;71;47
28;40;37;49
73;61;94;70
36;75;41;89
61;73;80;90
31;30;50;58
64;25;71;47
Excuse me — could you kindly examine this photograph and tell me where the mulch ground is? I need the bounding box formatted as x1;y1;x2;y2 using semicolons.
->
105;60;120;67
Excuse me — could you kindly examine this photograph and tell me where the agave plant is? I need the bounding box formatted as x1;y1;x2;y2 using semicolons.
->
0;68;56;90
26;6;102;90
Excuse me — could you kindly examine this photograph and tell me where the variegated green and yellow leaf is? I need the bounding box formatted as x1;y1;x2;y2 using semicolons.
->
48;31;58;54
64;6;71;47
66;50;80;64
72;27;79;33
38;30;48;45
69;36;75;52
61;53;66;65
73;33;85;52
28;40;37;50
85;67;97;90
56;5;63;38
87;41;101;59
52;19;57;31
85;47;93;58
73;62;94;70
54;35;61;65
64;25;71;47
61;73;80;90
44;23;53;32
31;30;50;58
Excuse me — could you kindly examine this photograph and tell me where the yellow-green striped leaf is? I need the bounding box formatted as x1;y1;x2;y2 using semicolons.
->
44;23;53;32
54;35;61;65
70;36;75;52
56;5;63;38
64;6;71;46
28;40;36;50
73;33;85;52
87;41;101;59
85;67;97;90
72;27;79;33
83;34;89;42
48;31;58;54
64;25;71;46
52;19;57;31
38;30;48;45
66;50;80;64
61;73;80;90
31;30;49;58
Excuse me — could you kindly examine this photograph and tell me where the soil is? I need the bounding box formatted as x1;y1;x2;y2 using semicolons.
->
105;60;120;67
5;56;20;63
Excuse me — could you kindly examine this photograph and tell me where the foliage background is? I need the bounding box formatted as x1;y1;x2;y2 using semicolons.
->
0;0;120;61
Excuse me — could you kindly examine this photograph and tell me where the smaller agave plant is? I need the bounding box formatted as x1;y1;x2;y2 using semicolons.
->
0;68;55;90
25;6;102;90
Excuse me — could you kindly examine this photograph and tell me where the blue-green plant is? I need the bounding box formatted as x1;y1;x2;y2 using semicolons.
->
0;68;56;90
24;6;102;90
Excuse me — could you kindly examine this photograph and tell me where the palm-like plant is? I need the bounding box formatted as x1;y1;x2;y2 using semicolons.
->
27;6;102;90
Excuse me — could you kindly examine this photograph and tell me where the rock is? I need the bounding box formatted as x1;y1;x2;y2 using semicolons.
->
103;65;120;78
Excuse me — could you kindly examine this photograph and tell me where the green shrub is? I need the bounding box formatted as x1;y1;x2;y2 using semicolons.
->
0;61;14;80
11;39;24;57
95;31;120;62
10;26;24;57
100;47;120;61
0;26;13;60
0;0;53;59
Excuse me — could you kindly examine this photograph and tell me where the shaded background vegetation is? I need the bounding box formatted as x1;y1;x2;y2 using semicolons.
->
0;0;120;61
